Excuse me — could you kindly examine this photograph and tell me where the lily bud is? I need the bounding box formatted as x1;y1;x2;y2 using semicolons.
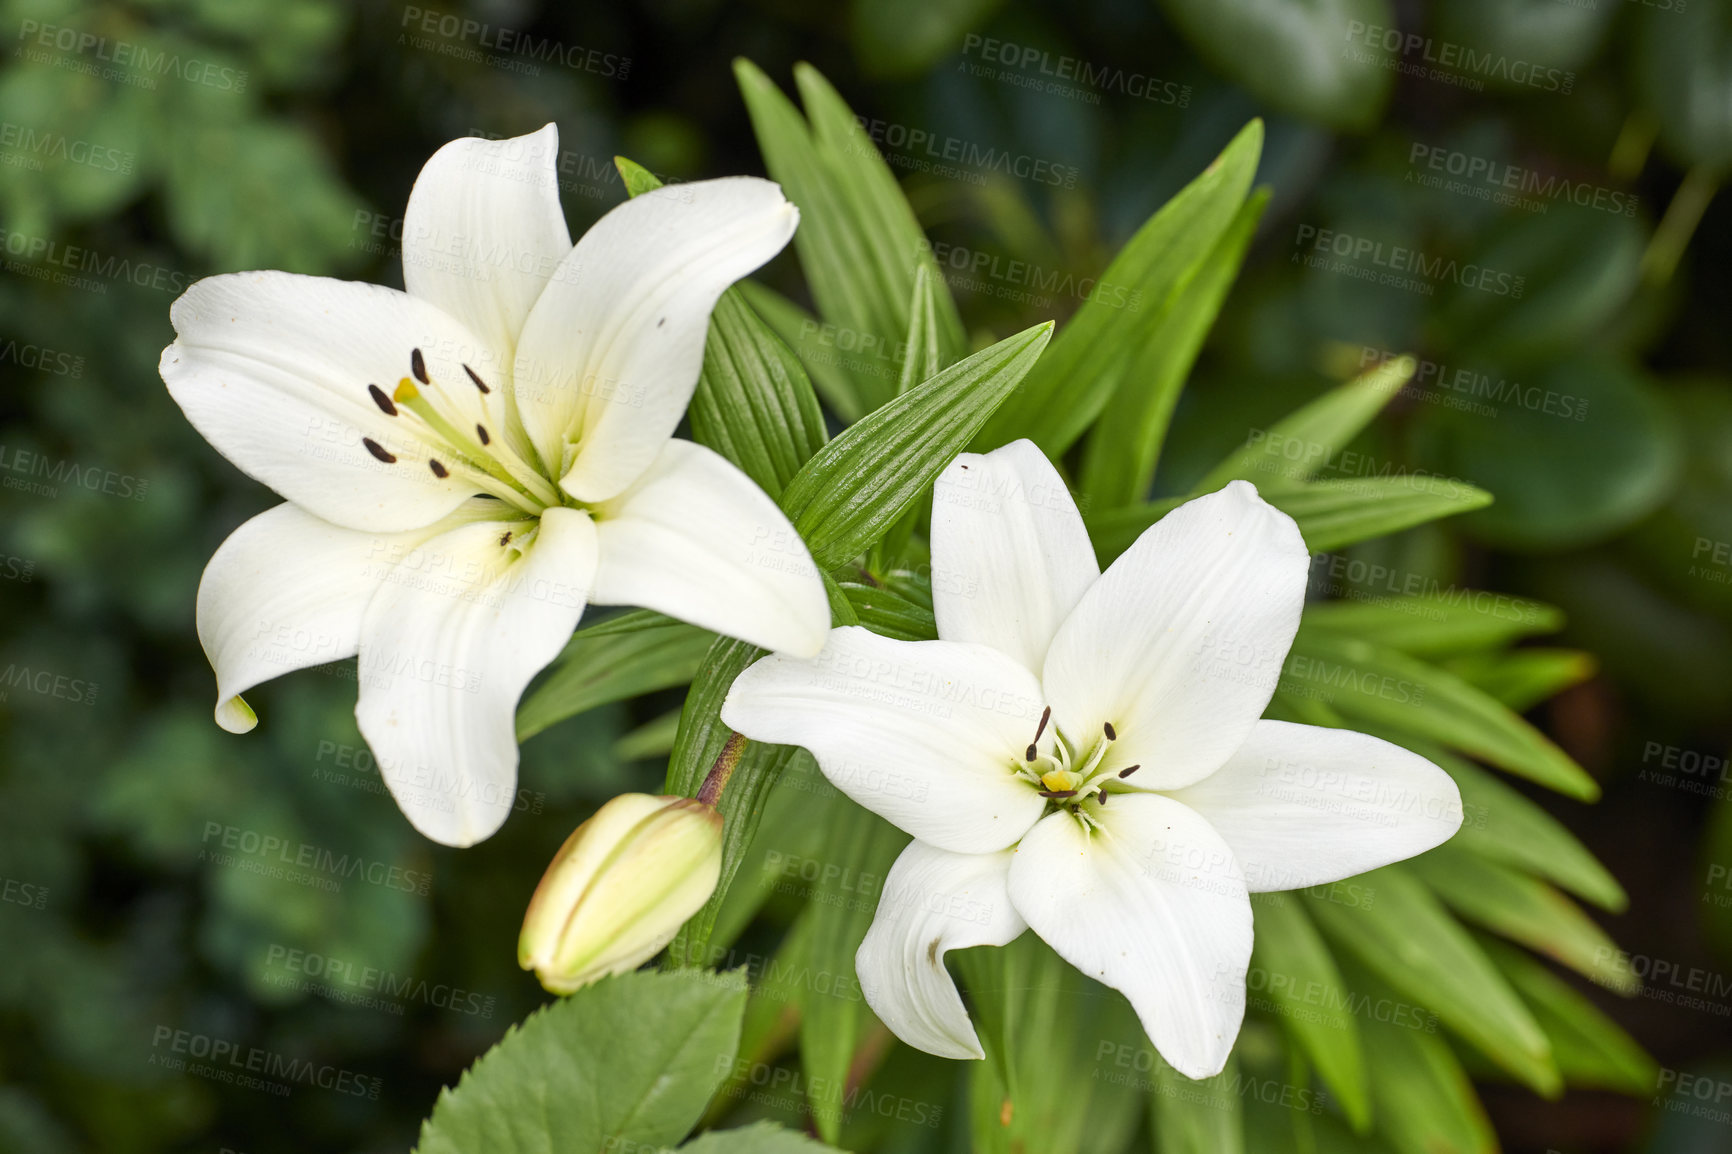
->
518;793;723;994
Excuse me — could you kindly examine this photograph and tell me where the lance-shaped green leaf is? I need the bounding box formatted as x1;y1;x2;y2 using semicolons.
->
1086;475;1493;566
977;121;1262;456
415;969;747;1154
841;581;939;641
1299;592;1563;658
1198;355;1417;491
1307;865;1559;1096
799;802;906;1143
1081;189;1269;507
1408;846;1636;993
735;59;964;414
1149;1052;1245;1154
517;618;715;741
1438;648;1598;713
780;322;1052;568
868;265;947;572
1480;936;1658;1096
1248;893;1370;1131
1284;631;1599;800
738;280;873;422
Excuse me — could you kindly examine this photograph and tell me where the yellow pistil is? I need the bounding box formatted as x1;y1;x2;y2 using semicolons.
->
1040;769;1078;794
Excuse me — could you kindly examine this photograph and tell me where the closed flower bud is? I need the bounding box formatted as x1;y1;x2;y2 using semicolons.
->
518;793;723;994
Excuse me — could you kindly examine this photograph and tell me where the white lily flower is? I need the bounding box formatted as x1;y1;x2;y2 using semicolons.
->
163;125;829;847
720;439;1463;1078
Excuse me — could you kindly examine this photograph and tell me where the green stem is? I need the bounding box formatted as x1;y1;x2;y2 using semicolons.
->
1642;164;1721;287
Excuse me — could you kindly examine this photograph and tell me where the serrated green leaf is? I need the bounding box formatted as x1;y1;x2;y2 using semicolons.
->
1479;936;1658;1096
680;1121;846;1153
1149;1052;1245;1154
1307;865;1559;1095
1081;188;1269;507
1198;356;1416;492
517;619;714;741
415;969;747;1154
780;322;1052;568
977;121;1262;457
1299;592;1563;658
1284;631;1599;800
1248;893;1370;1132
1408;846;1636;994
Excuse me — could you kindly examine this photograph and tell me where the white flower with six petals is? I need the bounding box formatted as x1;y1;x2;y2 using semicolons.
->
721;439;1463;1078
163;126;829;847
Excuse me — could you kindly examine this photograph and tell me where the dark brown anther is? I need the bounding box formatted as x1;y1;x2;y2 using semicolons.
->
476;424;490;445
1025;744;1038;762
368;384;398;415
429;459;449;478
411;347;429;384
1103;721;1117;741
362;437;396;463
1037;788;1078;799
1117;764;1140;779
1035;706;1051;742
463;364;491;394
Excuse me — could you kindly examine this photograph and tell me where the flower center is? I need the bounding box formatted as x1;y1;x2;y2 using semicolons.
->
1014;708;1138;825
359;347;564;517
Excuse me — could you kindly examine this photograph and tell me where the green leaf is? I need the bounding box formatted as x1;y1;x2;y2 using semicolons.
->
1306;865;1559;1096
415;969;747;1154
799;803;906;1142
840;582;939;641
780;323;1053;568
735;60;964;414
1298;592;1563;658
1197;356;1417;491
1086;476;1493;566
1480;937;1658;1096
1149;1052;1245;1154
616;155;665;198
897;263;942;397
1081;188;1269;507
1408;846;1636;993
1438;647;1597;712
849;0;1005;78
681;1121;846;1153
976;121;1263;457
1283;631;1599;800
1636;1;1732;168
1248;893;1370;1132
517;619;714;742
737;280;873;423
1157;0;1395;130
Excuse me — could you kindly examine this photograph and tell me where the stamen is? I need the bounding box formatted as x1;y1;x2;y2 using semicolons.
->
362;437;396;463
429;459;449;478
476;424;490;445
1096;791;1108;805
368;384;397;416
1038;788;1078;799
1035;706;1050;742
463;364;491;394
411;348;429;385
1025;744;1037;763
1103;721;1117;741
1118;764;1140;779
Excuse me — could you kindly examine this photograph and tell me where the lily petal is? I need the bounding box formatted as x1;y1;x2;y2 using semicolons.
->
355;506;597;846
1008;795;1252;1079
196;502;459;732
720;627;1049;854
590;439;828;657
402;124;573;367
857;842;1026;1060
1169;720;1464;892
162;272;503;532
1040;481;1309;790
512;178;798;499
930;440;1099;675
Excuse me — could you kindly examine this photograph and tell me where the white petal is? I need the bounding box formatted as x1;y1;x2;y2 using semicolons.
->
355;507;597;846
196;503;454;732
930;440;1099;674
1008;795;1252;1079
402;125;573;363
720;627;1048;854
857;842;1026;1060
1169;720;1464;892
161;272;507;532
590;439;828;657
1040;481;1309;791
512;178;798;500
